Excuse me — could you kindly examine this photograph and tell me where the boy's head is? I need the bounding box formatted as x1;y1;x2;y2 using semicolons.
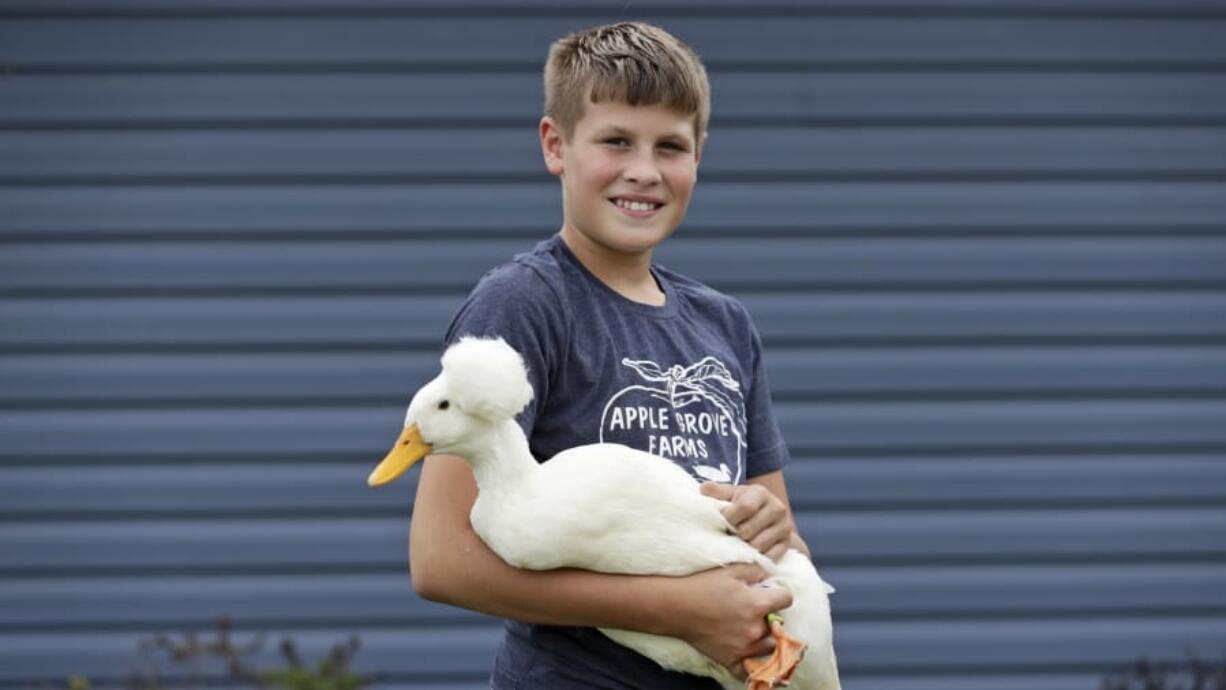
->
544;21;710;144
540;22;711;259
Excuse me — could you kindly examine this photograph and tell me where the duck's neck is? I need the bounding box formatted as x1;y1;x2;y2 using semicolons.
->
465;419;539;492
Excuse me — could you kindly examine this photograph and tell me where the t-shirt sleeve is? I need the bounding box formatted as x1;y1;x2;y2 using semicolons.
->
443;263;567;437
743;316;791;479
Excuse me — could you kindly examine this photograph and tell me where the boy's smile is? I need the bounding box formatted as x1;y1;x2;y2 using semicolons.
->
542;99;702;261
610;195;665;218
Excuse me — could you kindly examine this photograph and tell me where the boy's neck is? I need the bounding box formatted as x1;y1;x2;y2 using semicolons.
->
559;226;666;307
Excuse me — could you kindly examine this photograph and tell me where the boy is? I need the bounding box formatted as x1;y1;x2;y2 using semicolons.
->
408;22;811;689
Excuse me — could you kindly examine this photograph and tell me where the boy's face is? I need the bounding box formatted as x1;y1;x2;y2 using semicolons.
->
541;99;702;258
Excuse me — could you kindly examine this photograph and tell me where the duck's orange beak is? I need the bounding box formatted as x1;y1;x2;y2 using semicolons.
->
367;424;433;487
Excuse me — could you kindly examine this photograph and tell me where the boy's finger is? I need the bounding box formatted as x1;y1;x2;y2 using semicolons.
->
761;584;794;614
749;634;777;659
766;542;789;563
734;503;783;542
719;487;765;527
727;563;768;583
700;481;733;500
750;524;792;557
722;506;752;531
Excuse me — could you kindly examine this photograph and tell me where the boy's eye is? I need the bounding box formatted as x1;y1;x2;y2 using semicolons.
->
603;137;629;147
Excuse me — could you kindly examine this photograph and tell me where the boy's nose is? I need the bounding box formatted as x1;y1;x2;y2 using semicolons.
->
622;152;662;186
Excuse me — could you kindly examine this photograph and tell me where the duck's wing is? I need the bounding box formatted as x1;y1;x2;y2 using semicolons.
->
475;443;764;576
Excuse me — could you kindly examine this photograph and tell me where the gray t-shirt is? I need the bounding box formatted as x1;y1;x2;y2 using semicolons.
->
444;234;790;690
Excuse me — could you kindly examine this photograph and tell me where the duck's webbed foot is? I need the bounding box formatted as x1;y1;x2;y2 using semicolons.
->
743;615;806;690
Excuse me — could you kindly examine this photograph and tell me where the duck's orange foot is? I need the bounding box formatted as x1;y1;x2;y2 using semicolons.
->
743;616;807;690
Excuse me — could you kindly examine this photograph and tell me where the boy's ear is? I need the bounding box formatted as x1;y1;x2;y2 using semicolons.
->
695;131;708;168
539;116;565;176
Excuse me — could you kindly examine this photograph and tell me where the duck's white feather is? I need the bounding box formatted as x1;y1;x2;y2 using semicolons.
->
473;441;769;576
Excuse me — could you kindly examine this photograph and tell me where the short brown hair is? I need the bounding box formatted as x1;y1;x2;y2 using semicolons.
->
544;22;710;142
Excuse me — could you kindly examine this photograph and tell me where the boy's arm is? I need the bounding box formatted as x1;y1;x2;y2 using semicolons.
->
409;453;793;670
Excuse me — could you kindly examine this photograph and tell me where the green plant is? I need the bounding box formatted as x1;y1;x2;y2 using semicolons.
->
257;636;366;690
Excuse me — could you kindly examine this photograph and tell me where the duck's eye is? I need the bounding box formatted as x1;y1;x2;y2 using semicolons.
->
437;400;450;411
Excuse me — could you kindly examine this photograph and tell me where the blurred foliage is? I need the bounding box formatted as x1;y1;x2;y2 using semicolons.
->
258;636;367;690
63;634;1226;690
62;617;374;690
1101;652;1226;690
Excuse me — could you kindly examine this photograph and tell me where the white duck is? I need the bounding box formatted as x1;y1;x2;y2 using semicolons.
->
368;337;841;690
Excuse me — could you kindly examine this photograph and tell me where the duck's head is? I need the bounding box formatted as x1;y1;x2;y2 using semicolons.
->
367;337;534;487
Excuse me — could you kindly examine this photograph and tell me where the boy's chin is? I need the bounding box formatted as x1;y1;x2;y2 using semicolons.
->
568;220;677;256
606;216;682;248
601;227;677;255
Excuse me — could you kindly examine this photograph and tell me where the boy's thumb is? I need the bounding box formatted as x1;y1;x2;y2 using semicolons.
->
765;586;794;613
751;578;794;612
700;481;733;500
726;563;769;584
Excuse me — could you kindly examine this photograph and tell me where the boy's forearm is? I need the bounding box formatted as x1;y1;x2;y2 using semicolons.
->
409;454;683;637
413;522;682;635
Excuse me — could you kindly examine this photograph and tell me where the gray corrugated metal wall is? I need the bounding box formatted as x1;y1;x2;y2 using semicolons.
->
2;1;1226;688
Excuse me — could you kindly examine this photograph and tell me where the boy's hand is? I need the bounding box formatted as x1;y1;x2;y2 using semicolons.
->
701;482;794;562
665;564;793;675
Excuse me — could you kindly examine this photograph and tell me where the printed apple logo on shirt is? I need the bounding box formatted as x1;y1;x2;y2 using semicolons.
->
599;356;748;484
